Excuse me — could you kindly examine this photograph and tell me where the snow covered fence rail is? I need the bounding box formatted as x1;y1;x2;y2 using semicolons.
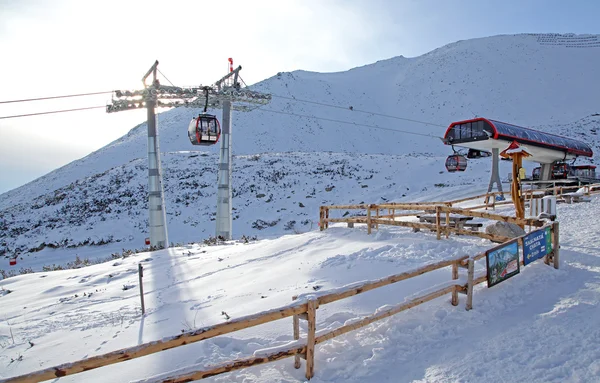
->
521;181;600;198
4;257;468;383
137;256;469;382
2;303;310;383
5;222;562;382
139;223;561;382
290;255;468;380
320;203;545;243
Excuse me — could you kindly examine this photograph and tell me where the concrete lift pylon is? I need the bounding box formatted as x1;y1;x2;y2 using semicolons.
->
487;147;504;195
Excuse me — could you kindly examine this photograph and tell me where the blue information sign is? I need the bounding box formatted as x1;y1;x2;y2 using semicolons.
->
523;228;550;266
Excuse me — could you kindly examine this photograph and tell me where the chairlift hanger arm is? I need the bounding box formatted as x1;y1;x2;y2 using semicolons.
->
202;86;211;113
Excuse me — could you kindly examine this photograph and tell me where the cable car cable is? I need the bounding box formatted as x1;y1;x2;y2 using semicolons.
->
258;107;442;139
268;93;446;129
2;83;447;133
237;75;445;130
0;91;114;105
0;105;106;120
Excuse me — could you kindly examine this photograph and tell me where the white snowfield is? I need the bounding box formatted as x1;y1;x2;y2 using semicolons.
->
1;196;599;383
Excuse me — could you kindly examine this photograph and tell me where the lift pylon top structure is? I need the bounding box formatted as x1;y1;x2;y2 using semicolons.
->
107;61;271;245
107;64;271;114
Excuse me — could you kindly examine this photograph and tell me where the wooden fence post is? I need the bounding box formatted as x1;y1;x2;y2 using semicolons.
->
451;261;459;306
319;207;325;231
305;298;317;380
367;206;372;235
138;263;145;315
445;210;450;238
325;208;329;230
292;296;301;369
435;206;441;240
466;258;474;311
553;221;560;269
376;208;380;230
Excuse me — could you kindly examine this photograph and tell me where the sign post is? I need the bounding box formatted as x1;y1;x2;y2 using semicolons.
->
138;263;145;315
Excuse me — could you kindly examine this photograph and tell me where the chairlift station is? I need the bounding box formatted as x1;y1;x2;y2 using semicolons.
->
443;117;593;165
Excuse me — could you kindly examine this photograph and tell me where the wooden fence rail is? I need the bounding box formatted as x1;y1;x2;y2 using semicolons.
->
522;181;600;196
4;216;566;382
320;203;545;242
3;303;309;383
5;257;467;383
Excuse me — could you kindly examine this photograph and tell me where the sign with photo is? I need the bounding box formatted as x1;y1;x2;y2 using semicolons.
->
523;227;552;266
486;240;520;288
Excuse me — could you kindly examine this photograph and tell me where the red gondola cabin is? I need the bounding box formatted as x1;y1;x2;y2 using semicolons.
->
445;155;467;172
188;114;221;146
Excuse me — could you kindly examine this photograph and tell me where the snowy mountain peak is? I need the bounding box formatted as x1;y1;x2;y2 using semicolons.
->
1;33;599;260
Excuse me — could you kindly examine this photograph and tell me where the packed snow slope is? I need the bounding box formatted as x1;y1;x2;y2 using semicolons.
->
0;194;599;383
1;33;599;263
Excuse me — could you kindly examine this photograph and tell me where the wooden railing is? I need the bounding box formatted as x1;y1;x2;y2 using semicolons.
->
521;181;600;197
319;203;545;243
3;222;564;382
5;257;467;383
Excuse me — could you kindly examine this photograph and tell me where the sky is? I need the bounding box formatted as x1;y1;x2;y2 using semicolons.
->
0;0;599;194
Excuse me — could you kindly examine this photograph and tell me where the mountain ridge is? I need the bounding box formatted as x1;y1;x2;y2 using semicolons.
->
3;33;599;200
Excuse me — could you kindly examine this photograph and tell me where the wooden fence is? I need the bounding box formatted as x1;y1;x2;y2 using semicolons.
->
319;183;600;240
4;255;469;383
3;220;564;382
521;180;600;196
319;203;545;243
5;183;585;383
472;182;600;210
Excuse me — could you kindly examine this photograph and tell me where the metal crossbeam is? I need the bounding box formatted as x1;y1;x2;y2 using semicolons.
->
107;86;270;113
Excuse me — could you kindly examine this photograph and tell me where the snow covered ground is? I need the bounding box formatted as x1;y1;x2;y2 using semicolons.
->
1;194;599;383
